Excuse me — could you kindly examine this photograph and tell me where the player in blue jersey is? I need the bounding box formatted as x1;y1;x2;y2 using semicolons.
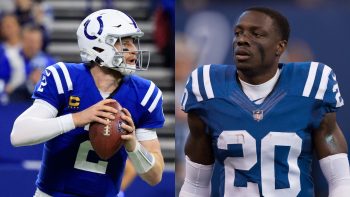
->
11;9;165;197
179;7;350;197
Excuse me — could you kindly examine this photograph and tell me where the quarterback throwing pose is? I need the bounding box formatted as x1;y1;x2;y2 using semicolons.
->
179;7;350;197
11;9;165;197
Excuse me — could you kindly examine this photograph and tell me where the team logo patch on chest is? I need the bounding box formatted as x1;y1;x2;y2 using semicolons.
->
68;96;80;109
253;110;264;121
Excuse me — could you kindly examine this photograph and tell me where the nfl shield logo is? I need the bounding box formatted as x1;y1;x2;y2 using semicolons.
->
253;110;264;121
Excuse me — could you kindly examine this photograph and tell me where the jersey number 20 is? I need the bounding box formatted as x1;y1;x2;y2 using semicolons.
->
218;130;302;196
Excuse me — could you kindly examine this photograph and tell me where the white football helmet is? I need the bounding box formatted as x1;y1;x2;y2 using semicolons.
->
77;9;150;75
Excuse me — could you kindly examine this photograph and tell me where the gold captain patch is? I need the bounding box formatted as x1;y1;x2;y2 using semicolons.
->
69;96;80;109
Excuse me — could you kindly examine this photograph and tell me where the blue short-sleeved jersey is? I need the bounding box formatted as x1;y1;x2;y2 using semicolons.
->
32;62;165;197
181;62;344;197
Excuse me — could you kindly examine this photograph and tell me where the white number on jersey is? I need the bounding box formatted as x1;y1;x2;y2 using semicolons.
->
74;140;108;174
331;73;343;107
37;75;47;92
217;131;302;197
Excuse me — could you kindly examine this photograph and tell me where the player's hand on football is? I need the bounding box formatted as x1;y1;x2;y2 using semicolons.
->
72;99;119;127
120;108;137;152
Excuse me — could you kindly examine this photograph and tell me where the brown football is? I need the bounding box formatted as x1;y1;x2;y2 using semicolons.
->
89;101;126;160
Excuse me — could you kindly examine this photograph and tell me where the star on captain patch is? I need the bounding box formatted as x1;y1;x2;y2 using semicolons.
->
253;110;264;121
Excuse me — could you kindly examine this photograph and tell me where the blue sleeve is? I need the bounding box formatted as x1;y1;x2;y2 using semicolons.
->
138;86;165;129
32;64;65;109
322;68;344;112
181;73;200;113
180;66;211;113
294;62;344;113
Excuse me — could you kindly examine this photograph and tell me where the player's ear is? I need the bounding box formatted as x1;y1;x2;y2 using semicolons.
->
276;40;287;56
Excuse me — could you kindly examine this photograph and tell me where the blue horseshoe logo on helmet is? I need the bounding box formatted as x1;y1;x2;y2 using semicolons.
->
84;15;104;40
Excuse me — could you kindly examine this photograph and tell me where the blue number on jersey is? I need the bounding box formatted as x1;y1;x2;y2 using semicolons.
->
181;62;343;197
32;62;165;196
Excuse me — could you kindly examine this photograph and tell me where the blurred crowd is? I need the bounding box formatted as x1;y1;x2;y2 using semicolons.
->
0;0;54;105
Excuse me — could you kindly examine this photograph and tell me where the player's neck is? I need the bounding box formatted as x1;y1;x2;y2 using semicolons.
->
238;66;279;85
90;65;122;93
239;68;280;104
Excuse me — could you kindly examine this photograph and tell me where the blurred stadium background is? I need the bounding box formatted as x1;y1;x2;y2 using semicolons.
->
0;0;174;196
175;0;350;197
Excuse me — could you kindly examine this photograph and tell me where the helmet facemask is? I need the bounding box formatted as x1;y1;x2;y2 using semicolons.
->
102;34;150;75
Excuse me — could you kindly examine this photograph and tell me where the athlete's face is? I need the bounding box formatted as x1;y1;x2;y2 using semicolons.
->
233;11;286;75
114;37;138;65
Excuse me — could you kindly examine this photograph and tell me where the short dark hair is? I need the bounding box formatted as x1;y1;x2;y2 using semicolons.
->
22;24;43;33
244;7;290;42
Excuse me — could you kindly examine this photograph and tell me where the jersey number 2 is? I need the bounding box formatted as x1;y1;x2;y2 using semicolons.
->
218;130;302;196
74;141;108;174
37;75;47;92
